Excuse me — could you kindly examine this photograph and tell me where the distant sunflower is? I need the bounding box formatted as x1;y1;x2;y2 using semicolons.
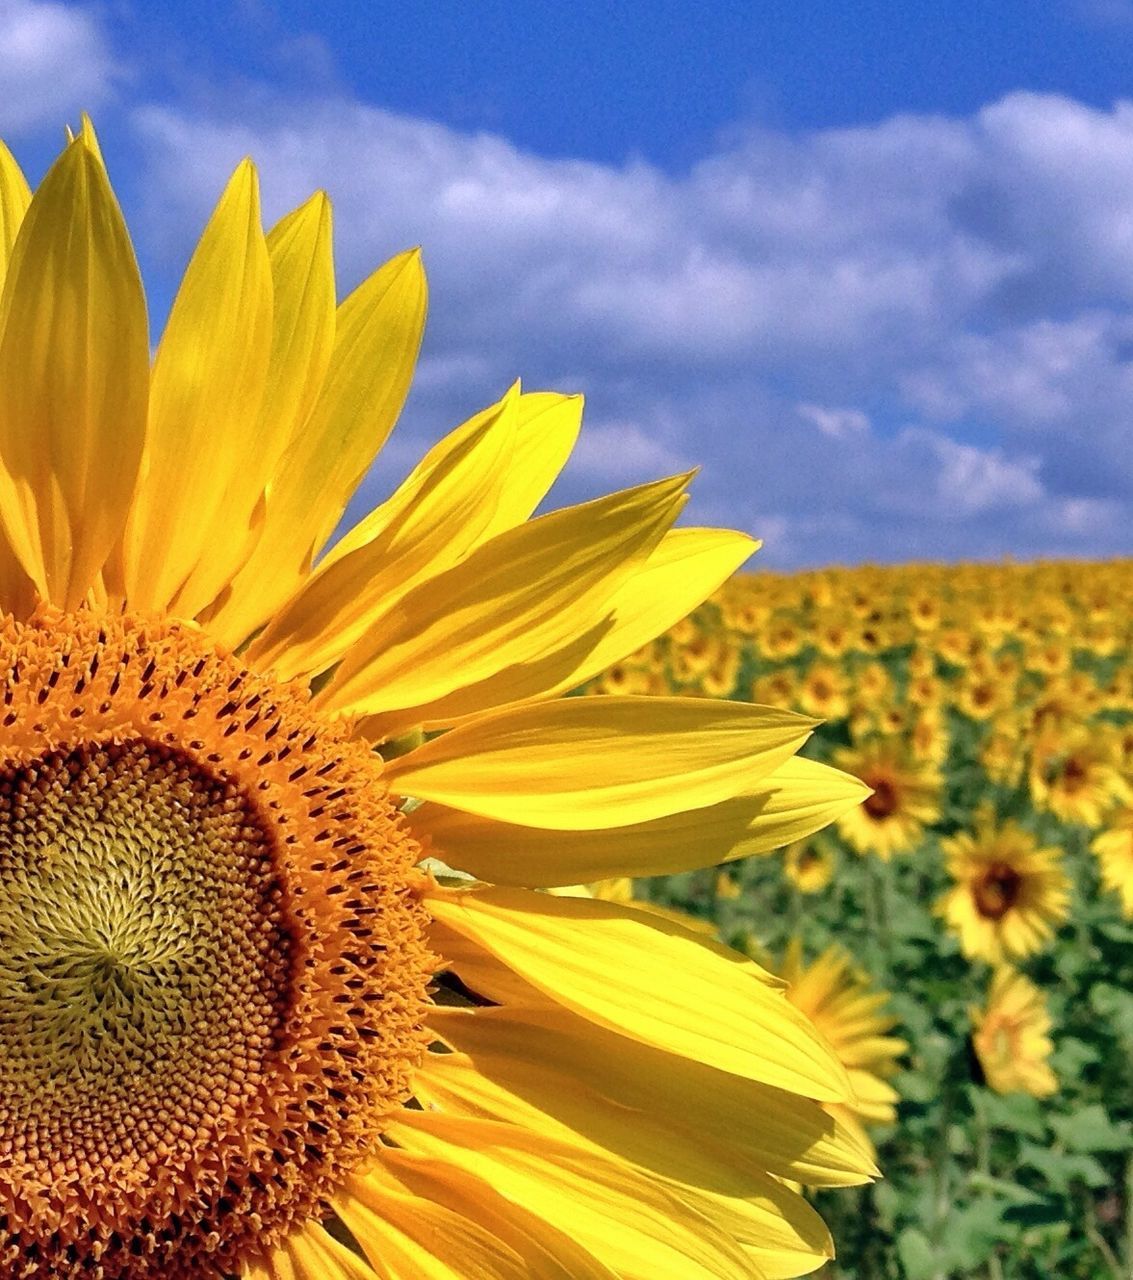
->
1029;725;1130;827
938;820;1070;964
0;127;875;1277
970;969;1057;1097
833;738;942;859
779;941;907;1137
784;840;836;894
796;662;850;721
1092;806;1133;918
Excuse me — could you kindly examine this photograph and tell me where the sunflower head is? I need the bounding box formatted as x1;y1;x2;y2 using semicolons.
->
1092;806;1133;919
833;737;942;860
0;126;876;1277
938;819;1070;965
970;968;1057;1098
784;839;836;893
779;939;907;1127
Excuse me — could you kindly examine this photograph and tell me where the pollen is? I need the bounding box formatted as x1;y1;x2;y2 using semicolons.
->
0;609;432;1279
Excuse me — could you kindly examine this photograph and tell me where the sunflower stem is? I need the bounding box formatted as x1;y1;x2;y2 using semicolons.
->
971;1089;1004;1280
1123;1151;1133;1277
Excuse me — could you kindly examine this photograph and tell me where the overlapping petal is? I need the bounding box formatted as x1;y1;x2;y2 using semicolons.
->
175;190;337;618
122;159;272;611
427;886;852;1099
387;1111;757;1280
385;696;816;829
211;246;426;642
244;1221;375;1279
0;135;147;607
318;474;689;722
410;755;868;885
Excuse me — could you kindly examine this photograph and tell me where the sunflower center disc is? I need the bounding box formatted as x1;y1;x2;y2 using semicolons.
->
0;611;432;1280
863;779;897;819
0;739;291;1194
973;861;1022;919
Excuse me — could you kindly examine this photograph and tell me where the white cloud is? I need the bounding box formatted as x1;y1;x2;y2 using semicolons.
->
796;404;872;440
890;429;1045;518
0;0;118;135
566;420;692;486
123;86;1133;566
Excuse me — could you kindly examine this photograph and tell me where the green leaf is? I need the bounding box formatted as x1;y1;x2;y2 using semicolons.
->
896;1227;937;1280
1003;1199;1068;1228
1020;1144;1110;1192
1050;1105;1133;1154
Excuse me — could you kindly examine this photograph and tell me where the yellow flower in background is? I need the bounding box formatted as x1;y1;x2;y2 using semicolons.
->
779;941;907;1130
1030;725;1131;827
784;840;836;894
0;127;878;1278
1092;807;1133;918
833;738;942;859
796;660;850;720
938;820;1070;964
971;969;1057;1097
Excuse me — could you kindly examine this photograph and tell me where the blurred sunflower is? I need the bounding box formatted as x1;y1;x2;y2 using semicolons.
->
778;942;907;1150
1029;725;1130;827
0;128;876;1278
1092;807;1133;918
796;662;850;721
937;820;1070;964
833;738;942;859
970;969;1057;1098
784;840;836;894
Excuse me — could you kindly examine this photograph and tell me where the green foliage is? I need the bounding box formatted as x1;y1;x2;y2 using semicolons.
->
638;630;1133;1278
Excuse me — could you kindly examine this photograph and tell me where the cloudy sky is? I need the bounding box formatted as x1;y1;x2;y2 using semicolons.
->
3;1;1133;567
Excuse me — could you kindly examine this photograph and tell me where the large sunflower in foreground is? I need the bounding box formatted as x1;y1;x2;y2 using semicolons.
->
0;129;875;1278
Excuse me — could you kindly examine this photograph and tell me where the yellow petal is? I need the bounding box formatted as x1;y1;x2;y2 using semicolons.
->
385;695;816;829
338;1159;608;1280
410;755;867;885
470;389;582;539
0;141;38;614
427;886;852;1099
356;1154;617;1280
122;158;272;611
0;138;31;281
318;474;688;721
387;1109;757;1280
214;246;426;642
419;1017;840;1278
0;135;148;606
534;526;759;700
243;1219;375;1279
420;1016;875;1187
322;389;582;570
174;191;336;619
669;1180;833;1280
250;385;522;680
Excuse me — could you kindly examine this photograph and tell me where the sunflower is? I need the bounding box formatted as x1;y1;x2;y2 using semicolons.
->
796;661;850;721
833;738;942;859
783;840;836;894
778;941;907;1135
0;128;877;1278
1029;725;1130;827
1092;806;1133;918
937;819;1070;964
970;969;1057;1098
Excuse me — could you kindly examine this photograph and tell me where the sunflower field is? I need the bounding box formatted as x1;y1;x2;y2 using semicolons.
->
584;559;1133;1279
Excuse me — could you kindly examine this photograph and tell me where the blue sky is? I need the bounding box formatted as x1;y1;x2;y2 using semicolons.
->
3;0;1133;567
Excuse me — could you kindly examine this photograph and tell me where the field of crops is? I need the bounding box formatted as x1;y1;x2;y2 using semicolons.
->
583;559;1133;1279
